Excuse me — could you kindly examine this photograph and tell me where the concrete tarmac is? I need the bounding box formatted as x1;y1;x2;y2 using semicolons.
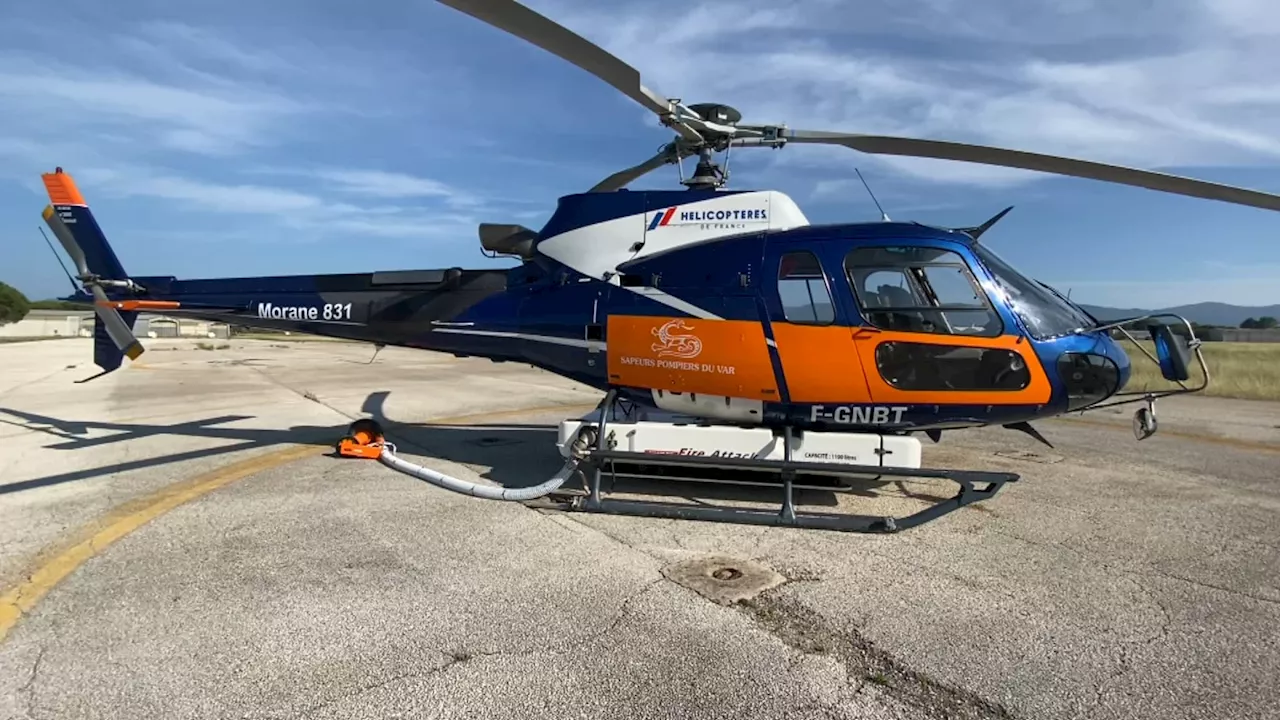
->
1;338;1277;719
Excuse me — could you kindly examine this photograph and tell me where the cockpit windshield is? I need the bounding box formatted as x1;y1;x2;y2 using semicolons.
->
971;244;1098;340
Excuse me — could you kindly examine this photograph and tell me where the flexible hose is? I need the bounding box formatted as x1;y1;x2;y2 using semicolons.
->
376;441;580;501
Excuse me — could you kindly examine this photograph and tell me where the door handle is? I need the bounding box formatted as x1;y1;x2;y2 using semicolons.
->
851;326;882;337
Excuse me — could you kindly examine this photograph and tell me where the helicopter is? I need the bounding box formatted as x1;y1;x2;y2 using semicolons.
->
37;0;1280;533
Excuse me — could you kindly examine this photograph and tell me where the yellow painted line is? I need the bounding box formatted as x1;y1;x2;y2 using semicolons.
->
0;444;320;643
0;401;598;644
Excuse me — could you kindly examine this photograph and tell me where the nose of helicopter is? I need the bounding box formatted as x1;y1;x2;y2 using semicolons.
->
1100;331;1132;392
1045;330;1131;411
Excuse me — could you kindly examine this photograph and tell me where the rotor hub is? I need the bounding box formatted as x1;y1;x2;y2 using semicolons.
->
686;103;741;126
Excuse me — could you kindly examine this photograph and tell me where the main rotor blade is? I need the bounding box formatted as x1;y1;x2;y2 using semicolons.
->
589;142;693;192
435;0;699;141
782;130;1280;212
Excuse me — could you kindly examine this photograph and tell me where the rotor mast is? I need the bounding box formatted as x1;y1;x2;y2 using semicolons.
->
663;103;748;190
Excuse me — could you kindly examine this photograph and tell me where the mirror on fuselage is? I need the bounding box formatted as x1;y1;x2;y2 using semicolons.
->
1148;323;1192;382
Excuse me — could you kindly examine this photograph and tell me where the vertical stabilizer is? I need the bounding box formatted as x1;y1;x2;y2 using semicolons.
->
40;168;145;379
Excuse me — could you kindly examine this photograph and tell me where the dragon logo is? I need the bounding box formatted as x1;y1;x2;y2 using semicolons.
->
651;319;703;359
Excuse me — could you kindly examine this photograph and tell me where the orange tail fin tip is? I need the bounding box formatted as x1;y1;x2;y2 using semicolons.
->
42;166;86;206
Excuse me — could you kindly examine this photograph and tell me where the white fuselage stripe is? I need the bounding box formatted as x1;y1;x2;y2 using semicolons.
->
622;286;723;320
533;191;809;322
432;327;606;351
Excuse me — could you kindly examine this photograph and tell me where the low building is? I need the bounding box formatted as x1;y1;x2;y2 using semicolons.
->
1221;328;1280;343
0;309;93;338
0;309;229;340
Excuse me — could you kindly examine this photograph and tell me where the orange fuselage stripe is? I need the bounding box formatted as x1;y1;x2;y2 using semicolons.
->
606;315;779;400
97;300;182;311
769;323;872;403
738;319;1052;407
848;328;1051;406
605;316;1050;408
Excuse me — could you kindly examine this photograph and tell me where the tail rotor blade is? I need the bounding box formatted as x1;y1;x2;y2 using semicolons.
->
775;130;1280;213
91;290;145;362
42;203;144;364
42;205;91;278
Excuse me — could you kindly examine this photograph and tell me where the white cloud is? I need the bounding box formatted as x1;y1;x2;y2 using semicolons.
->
99;173;328;214
515;0;1280;190
72;165;481;242
0;60;305;155
310;169;491;210
0;13;504;256
124;21;298;75
4;0;1278;306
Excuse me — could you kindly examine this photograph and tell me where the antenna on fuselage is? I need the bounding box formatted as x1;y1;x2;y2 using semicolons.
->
37;225;79;293
855;168;890;221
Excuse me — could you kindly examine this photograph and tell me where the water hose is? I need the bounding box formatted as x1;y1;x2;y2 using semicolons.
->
377;441;580;501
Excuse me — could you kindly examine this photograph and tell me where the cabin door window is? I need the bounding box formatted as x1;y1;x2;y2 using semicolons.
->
768;249;873;403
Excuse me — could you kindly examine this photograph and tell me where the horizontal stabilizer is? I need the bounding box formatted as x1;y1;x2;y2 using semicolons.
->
479;223;537;259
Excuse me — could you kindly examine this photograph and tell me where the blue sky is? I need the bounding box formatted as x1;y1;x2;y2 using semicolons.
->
3;0;1279;309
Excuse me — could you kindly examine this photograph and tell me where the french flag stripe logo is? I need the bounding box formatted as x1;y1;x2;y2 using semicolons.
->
647;206;678;230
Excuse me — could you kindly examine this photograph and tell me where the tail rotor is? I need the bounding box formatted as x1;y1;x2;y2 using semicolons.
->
40;169;146;380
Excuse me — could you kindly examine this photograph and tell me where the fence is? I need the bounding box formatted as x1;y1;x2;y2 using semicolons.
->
1220;328;1280;343
1115;327;1280;343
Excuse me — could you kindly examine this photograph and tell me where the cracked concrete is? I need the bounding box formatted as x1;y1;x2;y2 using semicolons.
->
739;593;1013;720
2;339;1278;719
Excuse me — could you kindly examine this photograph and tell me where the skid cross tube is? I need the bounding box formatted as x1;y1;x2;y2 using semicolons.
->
533;447;1019;533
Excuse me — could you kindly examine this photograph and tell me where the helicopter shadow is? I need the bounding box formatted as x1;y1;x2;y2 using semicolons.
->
0;391;850;509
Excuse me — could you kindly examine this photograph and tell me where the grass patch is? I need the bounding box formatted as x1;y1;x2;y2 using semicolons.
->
195;342;231;351
1119;339;1280;402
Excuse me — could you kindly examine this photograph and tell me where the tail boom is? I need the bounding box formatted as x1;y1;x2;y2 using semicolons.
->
68;268;510;348
41;166;512;376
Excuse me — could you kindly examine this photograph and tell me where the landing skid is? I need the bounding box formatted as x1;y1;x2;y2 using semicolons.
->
532;390;1018;534
528;450;1017;533
336;390;1019;534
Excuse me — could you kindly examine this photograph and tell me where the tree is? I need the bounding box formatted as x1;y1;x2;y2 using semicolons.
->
1241;317;1260;329
1258;316;1278;329
0;281;31;326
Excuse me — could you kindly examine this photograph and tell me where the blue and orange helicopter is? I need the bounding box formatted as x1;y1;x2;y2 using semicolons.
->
38;0;1280;532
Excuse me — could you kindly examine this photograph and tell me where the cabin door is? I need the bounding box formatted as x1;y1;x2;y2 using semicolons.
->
763;245;874;405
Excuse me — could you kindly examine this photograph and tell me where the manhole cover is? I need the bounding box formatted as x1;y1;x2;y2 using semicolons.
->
662;554;787;605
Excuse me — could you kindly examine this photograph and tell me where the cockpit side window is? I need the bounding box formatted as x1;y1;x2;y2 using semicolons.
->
844;246;1002;337
777;250;835;324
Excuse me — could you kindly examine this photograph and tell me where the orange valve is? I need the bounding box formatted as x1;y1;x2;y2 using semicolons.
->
349;418;384;445
337;418;385;459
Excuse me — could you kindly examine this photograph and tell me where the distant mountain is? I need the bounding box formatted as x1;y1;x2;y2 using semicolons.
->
1077;302;1280;327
